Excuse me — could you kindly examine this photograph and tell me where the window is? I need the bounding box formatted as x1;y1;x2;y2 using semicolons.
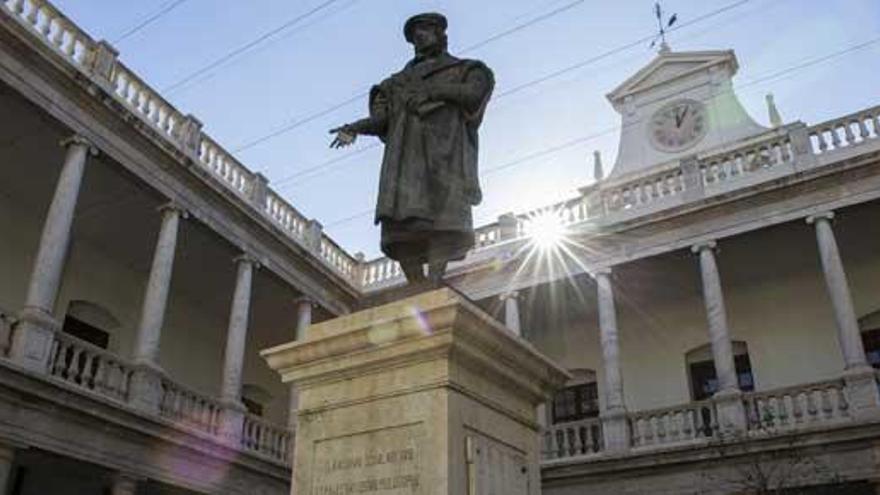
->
686;342;755;401
62;300;120;350
62;316;109;349
241;384;272;418
551;382;599;423
551;369;599;425
862;328;880;368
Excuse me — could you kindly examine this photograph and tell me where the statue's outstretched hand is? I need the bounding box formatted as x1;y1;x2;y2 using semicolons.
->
329;125;357;148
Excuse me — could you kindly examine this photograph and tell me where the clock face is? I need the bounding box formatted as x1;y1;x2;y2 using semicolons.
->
649;99;708;152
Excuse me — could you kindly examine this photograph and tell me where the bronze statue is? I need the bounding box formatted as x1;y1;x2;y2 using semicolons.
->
330;13;494;285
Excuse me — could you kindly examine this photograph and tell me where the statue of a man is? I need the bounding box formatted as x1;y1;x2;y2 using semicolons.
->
330;13;494;285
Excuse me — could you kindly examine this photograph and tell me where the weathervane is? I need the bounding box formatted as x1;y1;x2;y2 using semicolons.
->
650;2;677;52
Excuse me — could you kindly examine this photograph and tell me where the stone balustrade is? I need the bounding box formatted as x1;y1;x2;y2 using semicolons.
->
700;133;794;187
629;399;717;449
242;413;292;463
109;63;188;148
541;377;871;463
810;105;880;154
158;379;224;435
742;378;850;433
320;237;358;280
196;135;254;197
47;331;133;402
5;0;91;66
543;417;603;460
603;163;686;213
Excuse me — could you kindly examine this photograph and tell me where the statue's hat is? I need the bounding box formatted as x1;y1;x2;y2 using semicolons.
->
404;12;447;42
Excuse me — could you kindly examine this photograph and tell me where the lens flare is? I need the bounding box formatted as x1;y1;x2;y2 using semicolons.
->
524;209;567;251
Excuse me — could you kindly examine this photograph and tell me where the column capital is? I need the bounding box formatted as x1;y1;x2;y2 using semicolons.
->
806;210;835;225
233;253;261;269
691;240;718;254
498;290;519;301
157;202;189;219
592;266;613;277
59;135;98;155
294;295;315;307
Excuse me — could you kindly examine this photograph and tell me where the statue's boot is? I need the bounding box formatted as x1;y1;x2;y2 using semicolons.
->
400;260;426;284
427;260;448;287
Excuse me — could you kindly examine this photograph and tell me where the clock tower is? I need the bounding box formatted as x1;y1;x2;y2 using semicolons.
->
606;48;766;179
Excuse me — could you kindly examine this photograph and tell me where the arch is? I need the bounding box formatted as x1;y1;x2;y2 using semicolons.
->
859;309;880;331
685;340;754;401
66;300;121;330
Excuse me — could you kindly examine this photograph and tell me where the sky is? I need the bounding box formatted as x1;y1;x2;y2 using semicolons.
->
51;0;880;258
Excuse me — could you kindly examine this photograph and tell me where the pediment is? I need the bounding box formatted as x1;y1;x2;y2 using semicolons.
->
607;49;738;104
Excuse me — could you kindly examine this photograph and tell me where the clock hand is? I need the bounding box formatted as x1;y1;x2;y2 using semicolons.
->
675;107;689;128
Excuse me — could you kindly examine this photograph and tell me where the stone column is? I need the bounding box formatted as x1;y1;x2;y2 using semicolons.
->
133;203;186;366
220;255;258;403
219;255;258;444
294;296;314;341
807;212;880;417
129;203;186;414
110;473;140;495
594;269;628;452
11;137;95;372
288;296;314;430
0;443;15;494
692;241;746;433
499;291;521;336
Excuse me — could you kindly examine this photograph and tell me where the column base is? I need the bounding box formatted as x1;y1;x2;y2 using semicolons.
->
600;409;630;453
8;307;60;374
128;363;165;416
218;401;246;448
843;366;880;420
713;388;747;436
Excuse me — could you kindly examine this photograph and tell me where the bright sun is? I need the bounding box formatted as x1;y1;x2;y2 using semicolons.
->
524;210;567;251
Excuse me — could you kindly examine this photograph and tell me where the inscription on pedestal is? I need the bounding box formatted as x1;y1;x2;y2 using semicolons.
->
311;423;422;494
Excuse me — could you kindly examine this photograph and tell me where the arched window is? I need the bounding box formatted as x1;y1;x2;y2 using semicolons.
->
551;369;599;424
859;310;880;368
62;300;120;350
686;341;754;401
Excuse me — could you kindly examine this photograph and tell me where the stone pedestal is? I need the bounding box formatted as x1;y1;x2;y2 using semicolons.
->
262;288;569;495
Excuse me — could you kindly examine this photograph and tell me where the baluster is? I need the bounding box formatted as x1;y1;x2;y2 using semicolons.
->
645;417;657;445
25;0;42;25
53;341;69;375
837;387;850;417
94;359;112;394
66;32;78;59
11;0;26;15
829;126;842;148
80;352;95;388
683;410;695;440
39;7;53;36
65;347;83;382
856;117;869;140
49;17;63;45
781;395;794;427
47;338;60;373
873;113;880;138
792;392;805;424
820;388;834;419
806;389;819;422
843;121;856;145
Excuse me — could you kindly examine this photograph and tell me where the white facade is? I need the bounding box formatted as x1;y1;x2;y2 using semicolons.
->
1;1;880;494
